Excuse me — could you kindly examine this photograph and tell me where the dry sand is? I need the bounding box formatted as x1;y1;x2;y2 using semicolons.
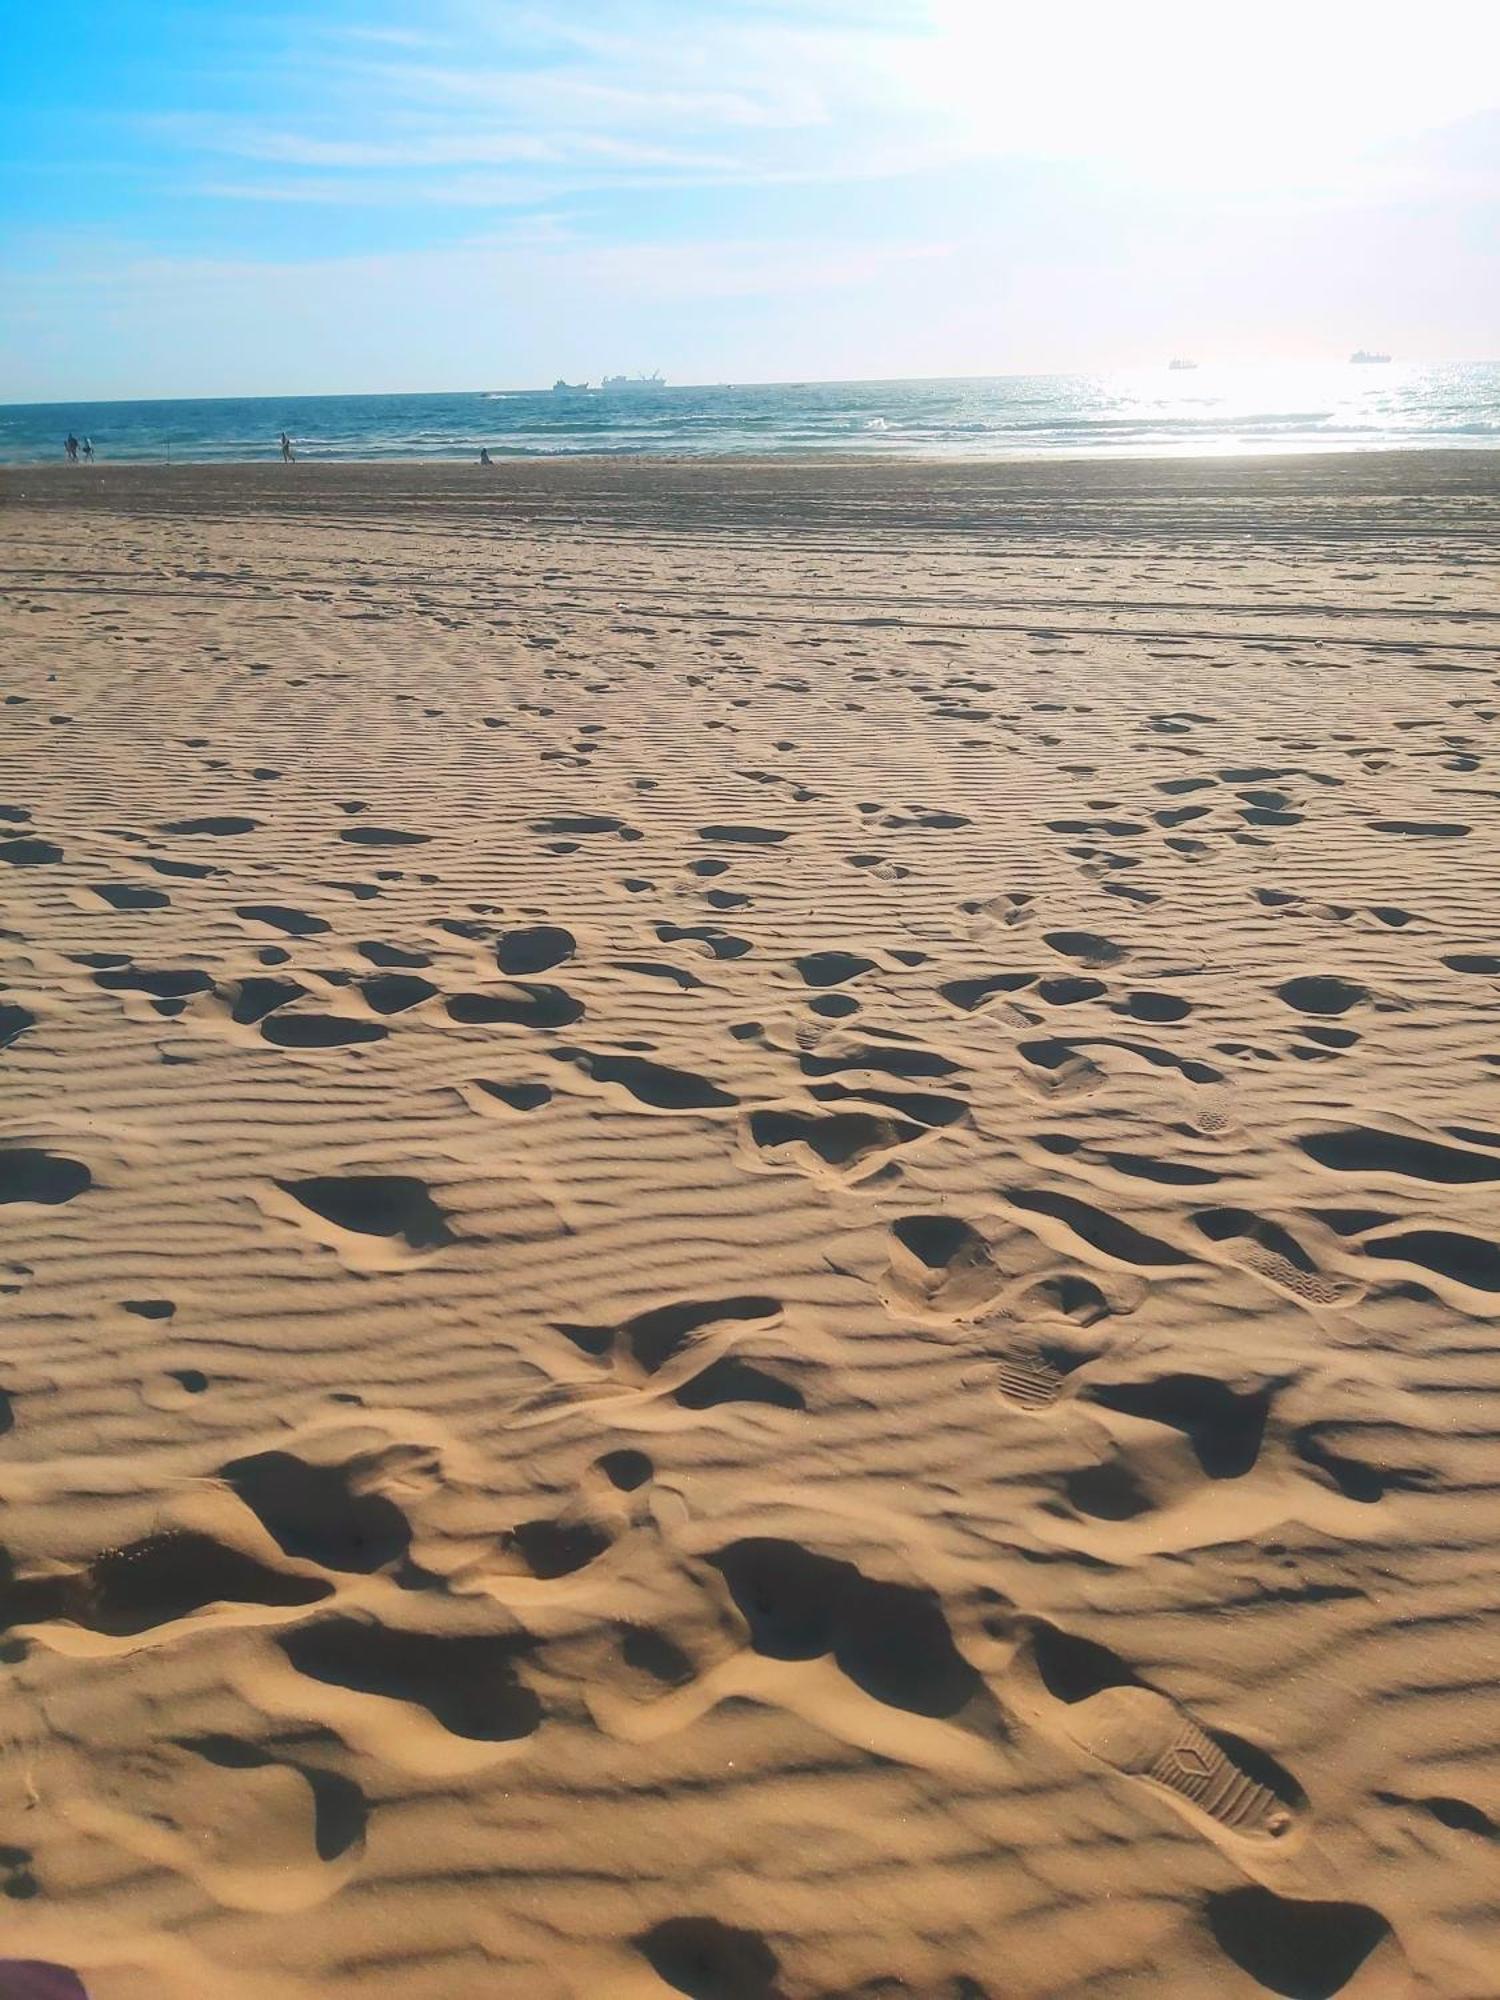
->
1;451;1498;1999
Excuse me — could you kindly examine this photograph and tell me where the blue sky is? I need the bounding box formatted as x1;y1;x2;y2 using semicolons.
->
3;0;1498;399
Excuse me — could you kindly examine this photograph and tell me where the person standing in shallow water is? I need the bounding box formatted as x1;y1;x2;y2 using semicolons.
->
279;432;295;462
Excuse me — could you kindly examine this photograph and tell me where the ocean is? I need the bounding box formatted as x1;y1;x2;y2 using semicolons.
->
3;362;1497;465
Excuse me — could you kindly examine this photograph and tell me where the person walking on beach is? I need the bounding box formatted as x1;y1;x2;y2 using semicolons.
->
81;438;94;462
279;431;295;463
64;433;78;462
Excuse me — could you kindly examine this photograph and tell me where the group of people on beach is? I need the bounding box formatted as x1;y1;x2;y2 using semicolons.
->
63;430;504;465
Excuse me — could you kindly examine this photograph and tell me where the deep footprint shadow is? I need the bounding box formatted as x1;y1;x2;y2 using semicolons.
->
1043;930;1126;967
1206;1887;1391;1997
177;1734;368;1861
556;1048;736;1110
360;973;438;1014
1007;1188;1192;1267
0;1152;91;1207
275;1176;455;1252
635;1917;782;2000
230;976;308;1024
496;926;576;975
1085;1375;1270;1478
1275;976;1369;1017
1365;1228;1500;1293
558;1296;781;1375
0;1003;36;1050
750;1107;924;1170
712;1539;983;1719
674;1357;804;1411
262;1015;389;1048
503;1518;612;1579
236;904;331;937
279;1618;541;1740
1064;1458;1156;1520
795;951;875;987
162;815;260;836
1299;1127;1500;1184
446;984;585;1030
1291;1423;1433;1503
220;1451;411;1571
0;1533;330;1638
1;838;64;865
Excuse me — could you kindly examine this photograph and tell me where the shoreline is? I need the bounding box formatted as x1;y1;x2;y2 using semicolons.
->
8;447;1498;544
6;442;1500;475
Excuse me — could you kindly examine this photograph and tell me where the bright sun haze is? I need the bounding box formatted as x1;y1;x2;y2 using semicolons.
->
2;0;1497;398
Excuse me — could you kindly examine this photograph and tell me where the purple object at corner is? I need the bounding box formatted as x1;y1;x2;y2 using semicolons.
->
0;1964;90;2000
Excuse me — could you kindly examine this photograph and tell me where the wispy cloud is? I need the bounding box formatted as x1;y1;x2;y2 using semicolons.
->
140;0;1500;223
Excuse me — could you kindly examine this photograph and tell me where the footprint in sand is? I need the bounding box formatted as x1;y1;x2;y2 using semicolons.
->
712;1537;993;1724
263;1173;457;1269
278;1618;542;1744
91;881;170;910
1193;1207;1362;1307
551;1046;738;1112
360;972;438;1014
1206;1887;1393;1997
518;1296;796;1426
495;925;576;975
1298;1124;1500;1186
696;823;791;845
1003;1619;1304;1851
0;836;63;868
237;903;332;937
446;982;584;1030
884;1215;1008;1319
1275;974;1371;1017
964;1331;1120;1414
337;825;431;847
744;1104;927;1184
68;1734;366;1913
0;1151;92;1207
1291;1421;1437;1503
0;1530;329;1642
261;1013;389;1048
160;815;260;837
220;1447;413;1573
1043;930;1128;969
1004;1187;1195;1273
1083;1373;1272;1481
358;940;432;969
635;1918;781;2000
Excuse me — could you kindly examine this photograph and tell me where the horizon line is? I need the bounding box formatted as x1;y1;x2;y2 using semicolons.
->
9;357;1500;412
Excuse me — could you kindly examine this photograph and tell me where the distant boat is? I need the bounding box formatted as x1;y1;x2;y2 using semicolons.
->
551;379;589;393
1168;358;1198;371
600;372;666;392
1350;350;1391;364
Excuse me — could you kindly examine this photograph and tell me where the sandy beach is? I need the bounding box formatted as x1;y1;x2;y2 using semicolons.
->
2;449;1500;1999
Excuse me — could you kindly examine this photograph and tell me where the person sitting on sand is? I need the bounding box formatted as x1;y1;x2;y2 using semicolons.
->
479;447;494;466
64;433;78;462
279;431;295;463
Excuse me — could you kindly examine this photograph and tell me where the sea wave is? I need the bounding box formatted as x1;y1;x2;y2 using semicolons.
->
5;365;1498;464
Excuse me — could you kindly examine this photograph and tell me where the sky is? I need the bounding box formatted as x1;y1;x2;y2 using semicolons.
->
2;0;1498;400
